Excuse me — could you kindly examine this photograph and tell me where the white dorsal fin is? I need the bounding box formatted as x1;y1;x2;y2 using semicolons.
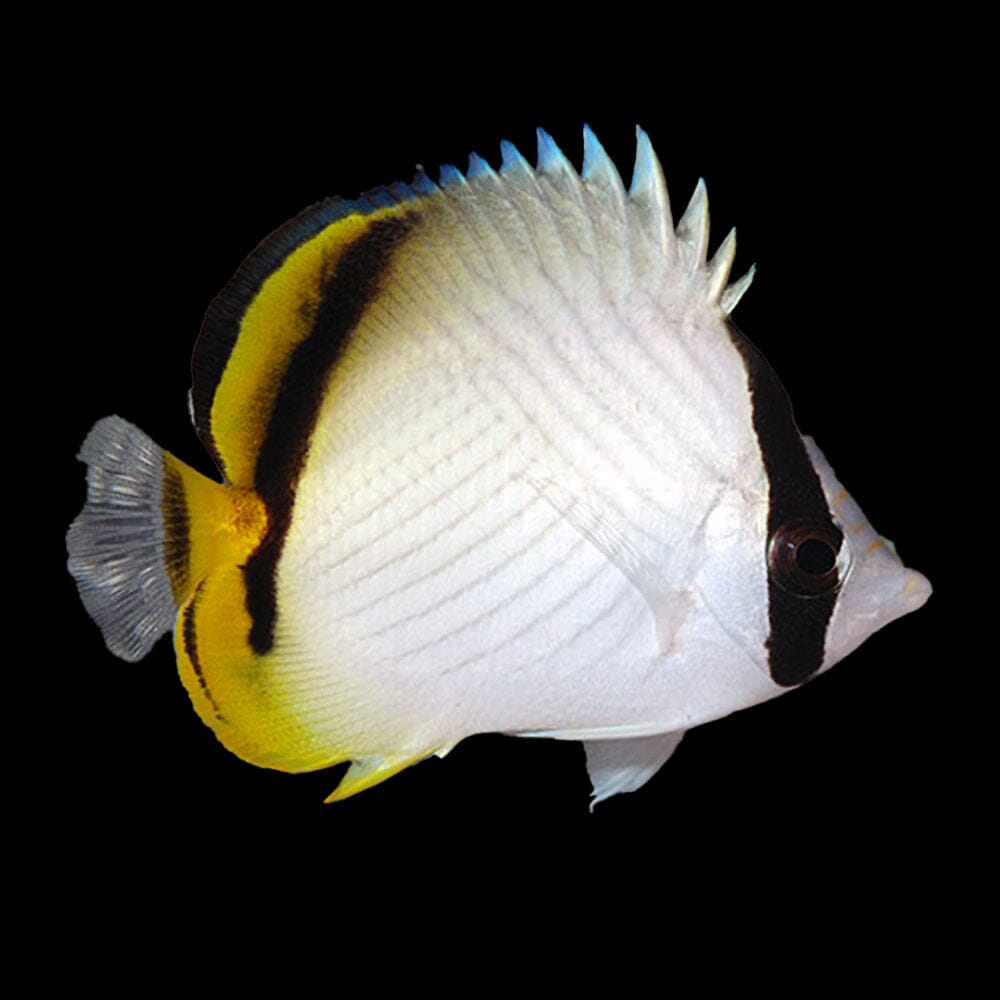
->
432;129;754;318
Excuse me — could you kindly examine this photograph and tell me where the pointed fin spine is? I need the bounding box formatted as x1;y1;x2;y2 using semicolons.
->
675;178;710;274
500;139;533;178
581;123;628;239
466;151;495;180
438;163;465;188
534;127;586;209
582;124;626;200
706;227;738;304
536;127;575;179
629;125;674;256
721;264;756;314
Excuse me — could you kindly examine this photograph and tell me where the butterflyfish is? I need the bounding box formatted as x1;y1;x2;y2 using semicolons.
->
67;126;931;807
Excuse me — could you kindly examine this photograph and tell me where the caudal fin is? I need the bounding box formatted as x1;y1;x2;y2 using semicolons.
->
67;416;179;661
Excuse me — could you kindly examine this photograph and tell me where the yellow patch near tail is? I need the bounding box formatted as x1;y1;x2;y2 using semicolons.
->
163;440;437;797
160;452;269;604
161;451;339;771
175;568;437;795
174;565;353;773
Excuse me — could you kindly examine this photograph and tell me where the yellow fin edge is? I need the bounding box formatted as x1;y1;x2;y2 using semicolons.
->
325;753;431;803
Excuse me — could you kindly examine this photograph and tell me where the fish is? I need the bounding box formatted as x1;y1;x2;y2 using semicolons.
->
67;126;931;807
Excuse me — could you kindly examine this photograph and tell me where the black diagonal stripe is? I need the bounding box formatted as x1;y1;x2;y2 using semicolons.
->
243;214;416;654
182;582;226;722
193;197;366;475
727;322;841;687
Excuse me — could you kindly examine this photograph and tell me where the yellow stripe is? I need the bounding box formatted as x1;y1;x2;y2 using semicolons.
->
210;205;416;486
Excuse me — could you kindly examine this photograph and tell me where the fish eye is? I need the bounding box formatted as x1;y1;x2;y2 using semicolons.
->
768;519;844;597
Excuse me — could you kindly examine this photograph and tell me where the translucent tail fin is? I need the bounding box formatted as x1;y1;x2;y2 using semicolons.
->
67;416;178;662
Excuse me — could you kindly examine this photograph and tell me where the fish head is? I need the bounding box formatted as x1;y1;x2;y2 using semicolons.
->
679;432;930;724
685;320;933;703
803;437;932;671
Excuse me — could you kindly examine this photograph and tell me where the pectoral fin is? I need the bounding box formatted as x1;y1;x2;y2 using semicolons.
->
526;475;701;657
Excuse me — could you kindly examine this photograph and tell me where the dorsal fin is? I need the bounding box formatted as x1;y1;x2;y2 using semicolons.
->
193;128;756;490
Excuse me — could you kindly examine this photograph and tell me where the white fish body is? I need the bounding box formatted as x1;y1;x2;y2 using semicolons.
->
67;127;931;806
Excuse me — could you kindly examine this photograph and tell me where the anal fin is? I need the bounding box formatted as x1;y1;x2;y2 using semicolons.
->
584;731;685;809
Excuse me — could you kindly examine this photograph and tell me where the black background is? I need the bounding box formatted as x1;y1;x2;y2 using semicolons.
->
39;40;964;924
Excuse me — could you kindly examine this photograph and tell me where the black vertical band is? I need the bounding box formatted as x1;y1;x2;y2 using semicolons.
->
244;214;416;654
727;323;841;687
160;456;191;603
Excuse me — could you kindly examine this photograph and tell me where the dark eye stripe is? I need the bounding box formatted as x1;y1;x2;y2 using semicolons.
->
726;322;842;687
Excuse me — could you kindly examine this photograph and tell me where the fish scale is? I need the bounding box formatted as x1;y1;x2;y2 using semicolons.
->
67;125;931;807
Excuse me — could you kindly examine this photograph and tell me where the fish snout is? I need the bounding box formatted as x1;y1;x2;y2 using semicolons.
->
900;568;933;612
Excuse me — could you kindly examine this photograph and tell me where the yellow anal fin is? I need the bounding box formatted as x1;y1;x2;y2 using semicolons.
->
325;753;431;803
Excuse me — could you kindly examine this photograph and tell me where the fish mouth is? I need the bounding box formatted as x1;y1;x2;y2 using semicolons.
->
901;569;932;610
